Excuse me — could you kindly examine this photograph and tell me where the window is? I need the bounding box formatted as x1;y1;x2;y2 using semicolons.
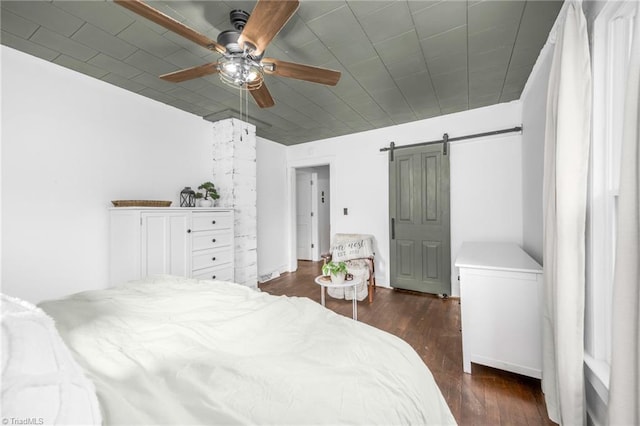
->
586;1;635;386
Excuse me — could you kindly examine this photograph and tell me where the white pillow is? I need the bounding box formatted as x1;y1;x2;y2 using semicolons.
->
331;236;375;262
1;294;102;425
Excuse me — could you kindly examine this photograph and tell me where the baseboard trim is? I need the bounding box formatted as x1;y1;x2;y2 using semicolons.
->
258;265;288;283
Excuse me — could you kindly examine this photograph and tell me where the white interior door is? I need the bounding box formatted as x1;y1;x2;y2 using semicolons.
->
317;166;331;256
296;170;313;260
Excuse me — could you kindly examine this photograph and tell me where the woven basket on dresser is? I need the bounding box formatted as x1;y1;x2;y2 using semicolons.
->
111;200;172;207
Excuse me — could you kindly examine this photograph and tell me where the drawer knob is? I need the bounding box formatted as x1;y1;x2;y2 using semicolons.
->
212;257;216;261
187;229;192;233
212;238;217;243
212;275;216;279
212;220;216;224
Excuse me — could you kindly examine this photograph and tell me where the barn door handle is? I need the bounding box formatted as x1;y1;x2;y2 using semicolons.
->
391;218;395;240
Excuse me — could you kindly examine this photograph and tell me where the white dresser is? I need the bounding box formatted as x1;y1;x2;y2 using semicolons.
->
109;208;234;286
455;242;543;378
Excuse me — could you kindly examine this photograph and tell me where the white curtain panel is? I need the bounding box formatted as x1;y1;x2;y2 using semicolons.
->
542;1;592;424
607;4;640;425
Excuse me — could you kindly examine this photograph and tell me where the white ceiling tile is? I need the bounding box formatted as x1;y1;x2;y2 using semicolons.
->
356;1;414;44
0;0;561;145
347;56;396;93
125;51;176;76
431;69;468;101
1;30;59;61
2;1;83;37
468;47;511;74
387;55;430;80
372;87;415;117
420;25;467;60
407;1;440;15
413;1;467;40
374;30;421;63
53;1;134;35
427;52;467;77
298;1;346;22
1;9;39;39
273;16;317;50
347;1;395;17
30;27;97;62
118;22;182;59
101;72;146;93
395;71;439;112
88;53;142;79
468;25;519;55
131;71;177;92
72;24;137;61
53;54;108;79
467;1;525;35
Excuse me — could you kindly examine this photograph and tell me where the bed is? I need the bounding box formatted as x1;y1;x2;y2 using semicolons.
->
3;276;456;425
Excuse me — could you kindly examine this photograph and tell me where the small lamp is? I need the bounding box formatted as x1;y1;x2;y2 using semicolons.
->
180;187;196;207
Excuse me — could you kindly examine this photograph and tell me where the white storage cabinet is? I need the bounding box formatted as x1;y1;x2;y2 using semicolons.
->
455;242;543;379
109;208;234;286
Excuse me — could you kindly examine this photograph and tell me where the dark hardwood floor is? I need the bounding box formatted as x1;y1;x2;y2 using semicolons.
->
259;261;555;426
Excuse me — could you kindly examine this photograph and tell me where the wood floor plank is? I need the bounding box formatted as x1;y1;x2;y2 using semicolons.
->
259;261;556;425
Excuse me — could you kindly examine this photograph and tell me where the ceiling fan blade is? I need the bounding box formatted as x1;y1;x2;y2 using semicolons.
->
238;0;299;56
262;58;341;86
159;63;219;83
250;84;275;108
114;0;226;54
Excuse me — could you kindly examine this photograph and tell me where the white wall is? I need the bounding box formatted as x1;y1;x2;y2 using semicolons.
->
285;102;523;296
449;133;523;292
1;46;525;301
255;137;288;280
1;46;213;303
520;37;554;265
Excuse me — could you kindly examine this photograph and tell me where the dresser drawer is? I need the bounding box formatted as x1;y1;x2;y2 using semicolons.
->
192;265;234;282
192;247;233;271
192;229;233;251
192;212;232;231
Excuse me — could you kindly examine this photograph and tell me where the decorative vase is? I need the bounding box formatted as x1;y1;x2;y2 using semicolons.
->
198;198;213;207
330;272;346;285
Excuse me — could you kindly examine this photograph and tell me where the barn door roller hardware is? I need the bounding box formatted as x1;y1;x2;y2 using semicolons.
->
382;126;523;160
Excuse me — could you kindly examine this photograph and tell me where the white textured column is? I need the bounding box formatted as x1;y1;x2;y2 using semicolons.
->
211;118;257;288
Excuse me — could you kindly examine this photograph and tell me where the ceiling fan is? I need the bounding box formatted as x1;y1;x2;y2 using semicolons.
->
114;0;341;108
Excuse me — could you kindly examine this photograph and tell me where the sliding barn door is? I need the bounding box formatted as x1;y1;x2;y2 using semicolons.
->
389;144;451;295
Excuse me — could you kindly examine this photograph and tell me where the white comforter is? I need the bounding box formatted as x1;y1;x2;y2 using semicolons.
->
39;276;456;425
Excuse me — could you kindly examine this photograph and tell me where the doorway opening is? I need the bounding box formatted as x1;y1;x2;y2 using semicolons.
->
295;166;330;262
290;163;331;270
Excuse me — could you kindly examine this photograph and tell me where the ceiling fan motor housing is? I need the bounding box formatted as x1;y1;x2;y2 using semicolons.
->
230;9;250;31
218;10;259;56
217;30;242;53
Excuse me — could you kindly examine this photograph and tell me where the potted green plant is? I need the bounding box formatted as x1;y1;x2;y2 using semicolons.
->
195;181;220;207
322;261;348;285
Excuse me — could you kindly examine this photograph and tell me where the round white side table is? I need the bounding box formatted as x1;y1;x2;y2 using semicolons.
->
314;275;358;320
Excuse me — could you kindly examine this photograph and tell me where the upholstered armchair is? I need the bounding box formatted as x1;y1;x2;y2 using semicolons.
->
324;233;376;303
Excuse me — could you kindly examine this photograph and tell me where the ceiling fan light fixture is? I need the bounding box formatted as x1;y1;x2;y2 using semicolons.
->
218;55;264;90
222;60;239;74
